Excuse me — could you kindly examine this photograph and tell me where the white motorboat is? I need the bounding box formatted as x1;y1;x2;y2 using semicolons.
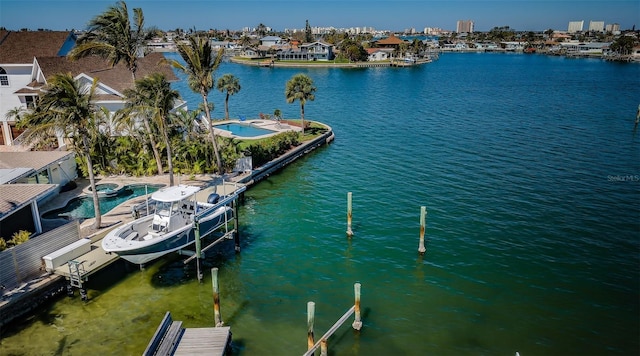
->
102;184;234;264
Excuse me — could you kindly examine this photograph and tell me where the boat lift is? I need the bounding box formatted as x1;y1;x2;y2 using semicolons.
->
181;184;246;282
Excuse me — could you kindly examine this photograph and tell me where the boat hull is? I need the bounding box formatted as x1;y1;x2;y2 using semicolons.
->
102;206;233;264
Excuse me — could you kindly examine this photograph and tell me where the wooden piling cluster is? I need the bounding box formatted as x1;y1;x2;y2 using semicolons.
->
304;283;362;356
346;192;429;254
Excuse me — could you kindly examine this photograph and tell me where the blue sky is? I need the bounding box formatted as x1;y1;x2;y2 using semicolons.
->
1;0;638;32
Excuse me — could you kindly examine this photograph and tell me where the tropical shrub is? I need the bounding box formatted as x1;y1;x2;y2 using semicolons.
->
242;131;301;167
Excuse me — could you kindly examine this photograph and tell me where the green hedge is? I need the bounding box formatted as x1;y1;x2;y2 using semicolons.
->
242;131;301;167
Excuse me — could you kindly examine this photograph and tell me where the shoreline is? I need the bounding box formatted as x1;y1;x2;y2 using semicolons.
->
0;122;334;329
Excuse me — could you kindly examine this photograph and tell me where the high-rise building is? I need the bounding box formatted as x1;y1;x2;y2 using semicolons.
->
605;23;620;32
456;20;474;33
568;21;584;33
588;21;605;32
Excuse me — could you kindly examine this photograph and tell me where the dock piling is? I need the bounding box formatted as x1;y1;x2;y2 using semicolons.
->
346;192;353;237
233;200;241;252
212;267;223;327
352;282;362;330
307;301;315;350
418;206;427;255
303;283;363;356
195;221;203;282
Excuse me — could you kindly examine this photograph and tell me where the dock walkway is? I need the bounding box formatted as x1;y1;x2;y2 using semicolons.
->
143;312;231;356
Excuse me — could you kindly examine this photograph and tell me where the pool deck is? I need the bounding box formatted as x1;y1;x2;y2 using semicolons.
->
212;119;302;139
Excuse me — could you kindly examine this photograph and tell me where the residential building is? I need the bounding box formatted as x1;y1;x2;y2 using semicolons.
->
456;20;474;33
0;30;76;146
375;34;406;50
0;150;78;238
568;21;584;33
366;48;394;61
276;41;334;61
0;30;183;147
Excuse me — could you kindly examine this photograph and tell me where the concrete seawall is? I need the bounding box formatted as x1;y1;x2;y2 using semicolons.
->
238;123;334;187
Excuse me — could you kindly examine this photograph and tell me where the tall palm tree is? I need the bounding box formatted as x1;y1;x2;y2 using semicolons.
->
120;73;180;185
68;0;168;179
285;73;316;135
18;74;103;229
216;74;241;120
68;0;148;81
167;36;225;174
117;82;164;177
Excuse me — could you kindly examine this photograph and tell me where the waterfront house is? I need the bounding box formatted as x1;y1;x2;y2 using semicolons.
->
0;30;76;146
0;30;183;148
374;34;406;50
0;150;77;238
260;36;283;47
501;41;526;51
366;48;394;61
276;41;335;61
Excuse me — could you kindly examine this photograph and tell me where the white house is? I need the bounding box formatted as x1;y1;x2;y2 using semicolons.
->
277;41;335;61
0;30;185;147
260;36;283;47
366;48;394;61
0;30;77;146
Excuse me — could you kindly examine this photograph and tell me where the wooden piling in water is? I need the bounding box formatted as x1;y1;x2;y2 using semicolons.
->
418;206;427;255
320;339;328;356
195;221;203;282
346;192;353;237
303;283;363;356
211;268;223;326
352;282;362;330
233;200;241;252
307;301;315;350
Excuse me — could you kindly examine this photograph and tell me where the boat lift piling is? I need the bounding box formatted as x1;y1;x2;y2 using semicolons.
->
418;206;427;255
304;283;362;356
183;182;246;283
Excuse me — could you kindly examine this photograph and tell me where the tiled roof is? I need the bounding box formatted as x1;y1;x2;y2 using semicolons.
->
0;184;57;217
36;52;177;95
0;151;75;171
376;34;405;45
0;30;73;64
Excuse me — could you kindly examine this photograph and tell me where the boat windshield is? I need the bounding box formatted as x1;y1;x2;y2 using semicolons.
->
156;201;173;217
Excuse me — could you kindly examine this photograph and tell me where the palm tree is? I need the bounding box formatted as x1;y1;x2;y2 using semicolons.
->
18;74;103;229
68;0;148;81
121;73;180;185
216;74;241;120
167;36;225;174
285;73;316;135
68;0;170;178
117;81;164;177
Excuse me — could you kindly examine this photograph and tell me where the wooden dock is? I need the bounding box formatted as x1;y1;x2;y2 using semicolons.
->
51;238;119;279
144;311;231;356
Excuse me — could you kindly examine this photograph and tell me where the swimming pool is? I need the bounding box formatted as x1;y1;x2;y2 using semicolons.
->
213;123;276;137
42;184;164;220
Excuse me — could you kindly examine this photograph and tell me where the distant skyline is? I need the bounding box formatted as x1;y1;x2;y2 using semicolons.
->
1;0;638;32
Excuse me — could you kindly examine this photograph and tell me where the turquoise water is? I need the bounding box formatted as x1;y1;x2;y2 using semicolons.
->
214;122;276;137
1;53;639;355
41;184;163;220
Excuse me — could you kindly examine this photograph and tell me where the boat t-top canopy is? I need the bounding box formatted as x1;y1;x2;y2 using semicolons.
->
151;184;201;203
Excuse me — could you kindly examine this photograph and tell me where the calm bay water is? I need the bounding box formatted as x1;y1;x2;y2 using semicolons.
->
1;53;639;355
